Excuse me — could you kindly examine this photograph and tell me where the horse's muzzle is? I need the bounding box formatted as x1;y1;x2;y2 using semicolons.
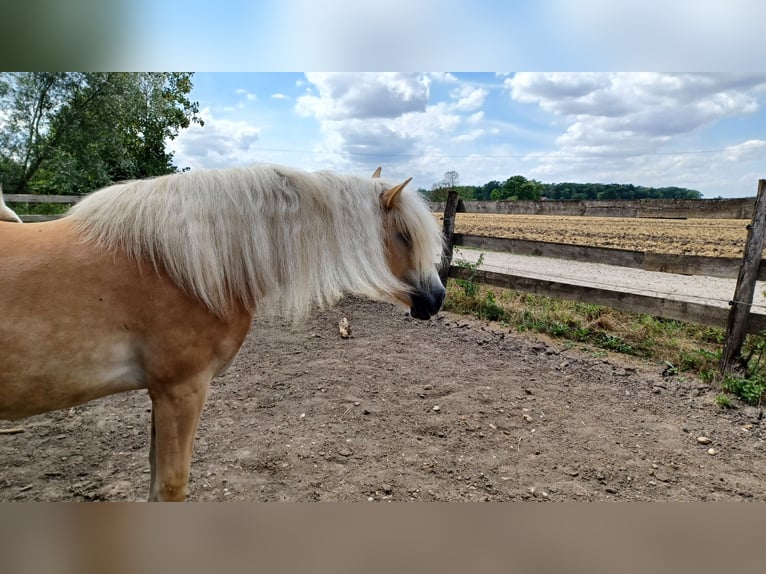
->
409;281;446;320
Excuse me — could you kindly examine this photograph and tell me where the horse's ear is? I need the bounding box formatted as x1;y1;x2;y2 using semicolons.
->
380;177;412;209
372;167;382;178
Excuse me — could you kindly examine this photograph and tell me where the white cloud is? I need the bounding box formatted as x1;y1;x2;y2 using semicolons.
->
168;72;766;198
293;72;492;173
508;72;611;106
453;129;485;143
428;72;459;83
235;88;257;101
271;93;289;100
468;111;484;124
296;73;430;120
507;72;766;160
723;139;766;162
453;86;488;112
167;107;262;169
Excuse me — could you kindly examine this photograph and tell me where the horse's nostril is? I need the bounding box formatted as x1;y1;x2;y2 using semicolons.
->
434;284;446;306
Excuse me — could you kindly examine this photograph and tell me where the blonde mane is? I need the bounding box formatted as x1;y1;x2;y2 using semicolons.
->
67;164;442;319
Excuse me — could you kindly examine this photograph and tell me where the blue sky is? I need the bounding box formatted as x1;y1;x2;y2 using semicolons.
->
9;3;766;198
169;73;766;198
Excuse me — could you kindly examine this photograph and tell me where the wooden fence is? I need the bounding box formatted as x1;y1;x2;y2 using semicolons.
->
5;194;80;222
8;189;766;373
438;184;766;375
453;234;754;279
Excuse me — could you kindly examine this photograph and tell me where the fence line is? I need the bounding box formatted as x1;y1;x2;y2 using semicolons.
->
454;233;755;280
447;265;766;335
438;187;766;374
5;194;81;223
451;254;748;309
5;194;83;204
430;197;755;219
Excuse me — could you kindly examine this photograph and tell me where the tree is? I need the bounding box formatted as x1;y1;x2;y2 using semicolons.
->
429;181;448;202
491;175;543;201
539;181;701;200
442;170;460;190
427;170;462;202
478;180;501;201
0;73;202;194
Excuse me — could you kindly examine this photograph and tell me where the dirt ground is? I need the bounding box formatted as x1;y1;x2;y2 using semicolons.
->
450;214;749;257
1;296;765;502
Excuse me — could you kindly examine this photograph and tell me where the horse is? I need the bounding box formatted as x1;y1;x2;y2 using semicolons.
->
0;164;446;501
0;185;22;223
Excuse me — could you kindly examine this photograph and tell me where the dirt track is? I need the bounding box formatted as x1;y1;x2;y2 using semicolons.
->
1;297;765;502
451;214;749;257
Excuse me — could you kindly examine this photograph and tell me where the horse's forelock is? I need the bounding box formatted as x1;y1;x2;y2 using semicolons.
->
385;184;444;283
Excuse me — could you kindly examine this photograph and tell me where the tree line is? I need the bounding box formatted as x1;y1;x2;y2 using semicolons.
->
0;72;202;195
423;172;702;202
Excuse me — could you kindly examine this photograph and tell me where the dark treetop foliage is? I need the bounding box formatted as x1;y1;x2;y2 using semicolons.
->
421;172;702;202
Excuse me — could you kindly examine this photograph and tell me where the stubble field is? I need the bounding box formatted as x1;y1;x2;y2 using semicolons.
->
447;214;749;258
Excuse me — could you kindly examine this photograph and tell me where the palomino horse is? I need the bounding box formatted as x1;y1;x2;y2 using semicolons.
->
0;165;445;501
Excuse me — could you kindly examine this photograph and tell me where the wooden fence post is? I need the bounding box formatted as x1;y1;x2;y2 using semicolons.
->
439;190;460;286
720;179;766;375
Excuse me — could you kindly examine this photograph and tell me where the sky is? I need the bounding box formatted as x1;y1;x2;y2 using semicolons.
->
6;2;766;198
168;73;766;199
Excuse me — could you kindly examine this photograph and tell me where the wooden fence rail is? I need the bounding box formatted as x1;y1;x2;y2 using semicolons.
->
5;194;82;223
454;233;754;280
448;266;766;335
5;194;82;203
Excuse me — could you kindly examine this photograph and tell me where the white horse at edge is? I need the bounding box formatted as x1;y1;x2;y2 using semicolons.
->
0;185;22;223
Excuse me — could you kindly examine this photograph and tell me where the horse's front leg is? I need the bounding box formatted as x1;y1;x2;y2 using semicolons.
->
147;375;211;501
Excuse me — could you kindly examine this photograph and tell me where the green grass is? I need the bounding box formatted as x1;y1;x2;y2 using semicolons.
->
715;394;733;409
443;274;766;406
721;372;766;406
445;279;665;358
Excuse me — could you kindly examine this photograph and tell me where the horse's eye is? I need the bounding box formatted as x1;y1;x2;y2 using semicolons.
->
396;231;412;246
